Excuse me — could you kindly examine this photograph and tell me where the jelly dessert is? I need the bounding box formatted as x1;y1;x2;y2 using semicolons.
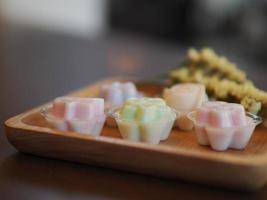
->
110;98;177;144
188;101;262;151
99;81;142;109
163;83;207;131
99;81;142;126
42;96;106;136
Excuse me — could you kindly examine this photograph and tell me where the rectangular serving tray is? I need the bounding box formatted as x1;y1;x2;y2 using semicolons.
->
5;77;267;191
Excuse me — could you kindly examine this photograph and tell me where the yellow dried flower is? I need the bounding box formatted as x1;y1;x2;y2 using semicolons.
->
241;96;262;114
187;48;200;62
169;48;267;126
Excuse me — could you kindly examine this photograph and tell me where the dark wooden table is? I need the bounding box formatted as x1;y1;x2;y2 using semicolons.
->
1;28;267;200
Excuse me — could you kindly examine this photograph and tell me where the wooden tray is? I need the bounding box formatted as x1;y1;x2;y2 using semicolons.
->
5;77;267;191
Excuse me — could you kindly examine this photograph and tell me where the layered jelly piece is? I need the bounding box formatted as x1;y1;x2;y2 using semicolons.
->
99;82;142;109
43;97;106;135
53;97;104;120
99;81;143;127
195;101;247;127
163;83;207;131
188;101;261;151
113;98;176;144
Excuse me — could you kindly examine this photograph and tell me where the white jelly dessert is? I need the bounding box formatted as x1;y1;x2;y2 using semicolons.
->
187;101;262;151
163;83;207;131
99;81;143;127
42;96;106;136
111;98;176;144
99;81;142;109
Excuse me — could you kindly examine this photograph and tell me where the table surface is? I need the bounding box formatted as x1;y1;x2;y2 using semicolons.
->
1;27;267;200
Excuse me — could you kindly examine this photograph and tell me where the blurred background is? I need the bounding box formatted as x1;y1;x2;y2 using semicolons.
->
0;0;267;124
1;2;267;199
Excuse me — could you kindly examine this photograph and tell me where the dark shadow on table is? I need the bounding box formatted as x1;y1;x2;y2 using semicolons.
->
0;153;265;200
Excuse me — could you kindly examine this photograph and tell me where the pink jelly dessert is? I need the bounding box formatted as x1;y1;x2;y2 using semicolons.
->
188;101;262;151
163;83;207;131
42;97;106;136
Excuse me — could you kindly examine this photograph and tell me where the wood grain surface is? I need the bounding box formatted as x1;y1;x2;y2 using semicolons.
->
5;78;267;191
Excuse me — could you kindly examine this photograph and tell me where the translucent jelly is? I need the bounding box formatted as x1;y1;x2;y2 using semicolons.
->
163;83;207;131
188;101;262;151
111;98;177;144
99;81;143;127
42;97;106;136
99;82;142;109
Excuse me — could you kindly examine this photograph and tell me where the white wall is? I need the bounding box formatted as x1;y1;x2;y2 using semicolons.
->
1;0;107;37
